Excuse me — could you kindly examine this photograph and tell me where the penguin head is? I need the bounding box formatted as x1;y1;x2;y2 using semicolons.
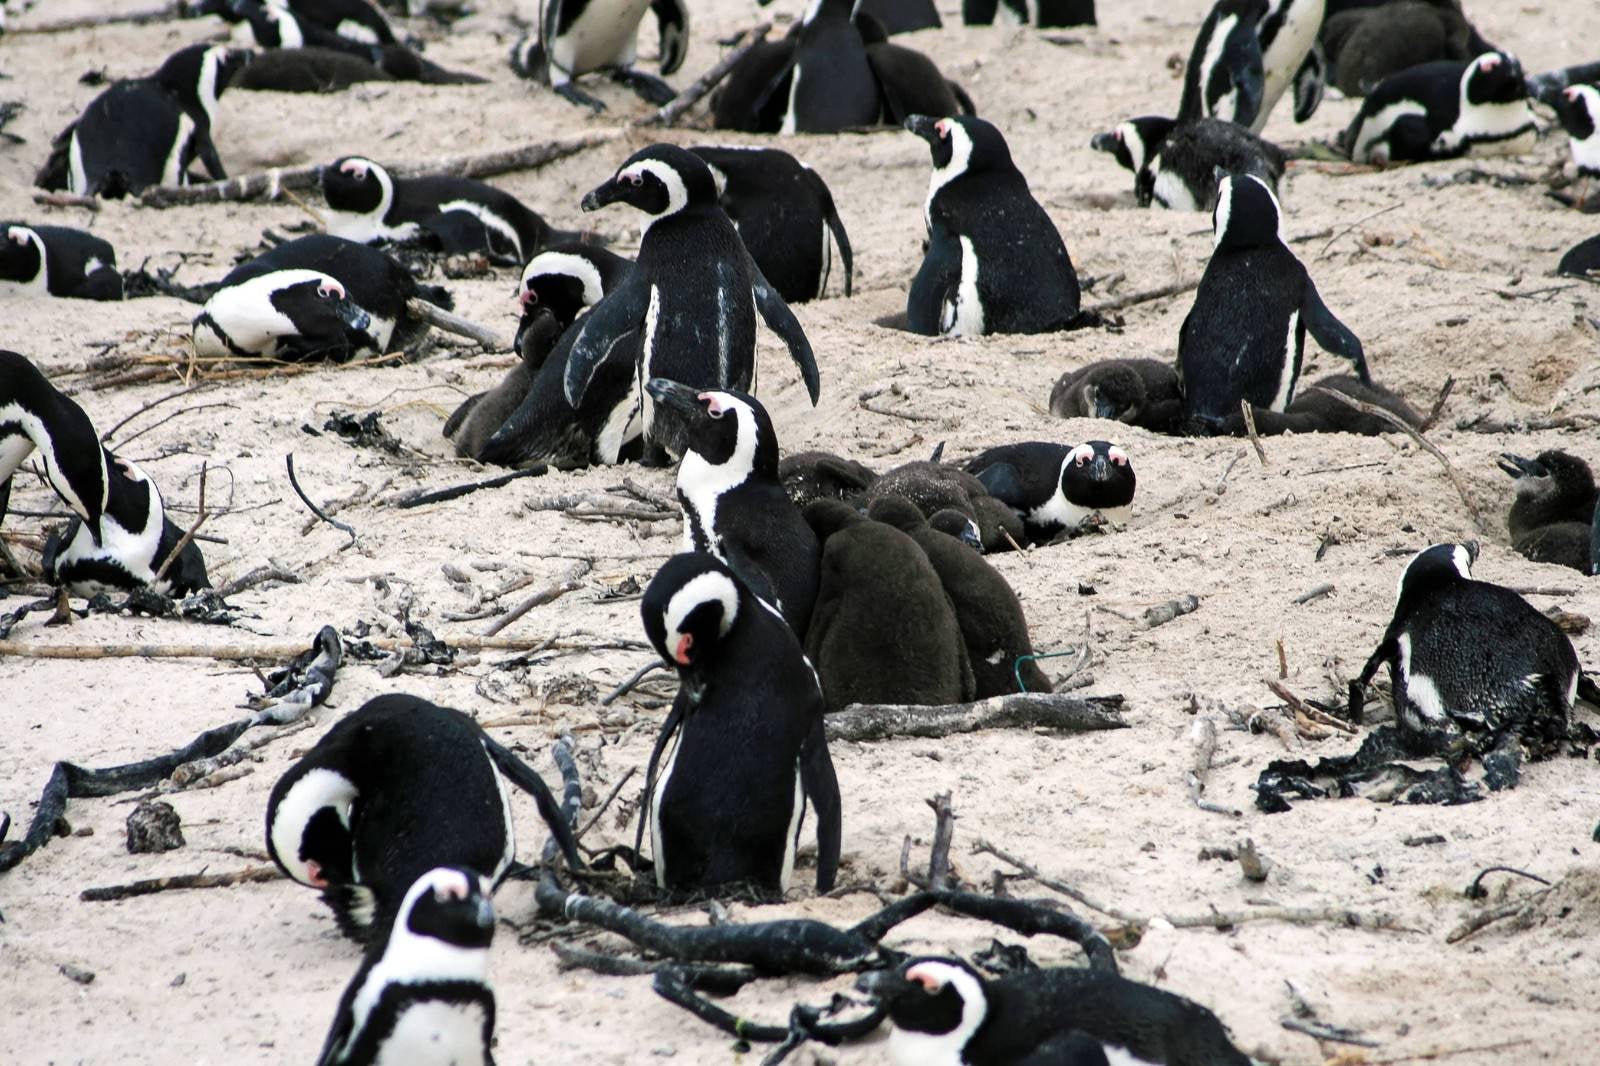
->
153;43;247;119
1211;172;1285;253
1463;51;1527;107
1556;84;1599;142
269;272;374;353
322;157;392;218
1397;542;1477;607
904;115;1011;178
928;507;984;552
857;957;990;1060
0;224;46;287
582;145;717;221
803;497;869;543
1090;116;1174;177
1498;450;1596;503
514;246;610;343
645;377;778;480
1061;441;1134;507
394;867;496;956
266;765;360;889
641;552;744;672
1058;363;1148;422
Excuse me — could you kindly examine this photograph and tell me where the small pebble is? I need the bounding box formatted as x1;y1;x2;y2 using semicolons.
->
126;801;184;854
60;963;95;986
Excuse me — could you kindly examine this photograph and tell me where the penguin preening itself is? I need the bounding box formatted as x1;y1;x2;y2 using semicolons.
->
859;956;1253;1066
646;379;820;637
1555;84;1600;209
1219;373;1420;436
266;693;583;941
904;115;1080;337
313;867;496;1066
510;0;688;111
1093;117;1286;212
964;441;1136;546
1499;451;1598;574
321;157;568;266
35;44;249;198
0;223;124;301
1178;0;1267;129
563;144;820;450
1178;172;1367;433
1349;544;1585;789
1049;358;1184;434
1342;51;1537;165
639;552;841;895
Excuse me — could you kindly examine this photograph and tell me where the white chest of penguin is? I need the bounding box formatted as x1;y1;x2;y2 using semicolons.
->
374;1000;489;1066
551;0;652;74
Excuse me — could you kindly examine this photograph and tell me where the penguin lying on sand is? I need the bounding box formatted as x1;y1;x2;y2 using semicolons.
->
1342;51;1537;164
1558;233;1600;277
1321;0;1489;97
904;115;1080;336
510;0;688;110
640;552;840;895
1555;84;1600;210
1499;451;1598;574
228;44;486;91
314;867;496;1066
965;441;1136;546
860;956;1253;1066
35;44;249;198
1179;172;1367;433
0;223;123;300
192;0;398;47
267;693;582;941
1049;358;1184;433
1219;373;1420;435
1092;116;1286;211
863;457;1023;553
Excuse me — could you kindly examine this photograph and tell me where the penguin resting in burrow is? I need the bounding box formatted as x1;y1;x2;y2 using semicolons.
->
313;867;497;1066
639;552;841;895
646;379;819;636
0;222;124;300
1177;171;1367;433
1218;372;1420;436
1554;83;1600;210
903;114;1080;337
1342;51;1537;165
266;693;583;941
1091;116;1287;212
964;441;1136;546
563;144;820;453
1049;358;1185;434
509;0;688;110
1498;451;1598;574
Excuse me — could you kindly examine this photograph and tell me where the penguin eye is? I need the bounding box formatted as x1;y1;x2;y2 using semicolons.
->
627;173;644;187
317;284;339;299
524;289;538;304
1075;454;1088;466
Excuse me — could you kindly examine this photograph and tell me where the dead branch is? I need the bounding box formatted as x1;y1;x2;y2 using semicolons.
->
1293;583;1335;605
1265;679;1358;734
577;766;638;842
602;659;666;705
286;454;357;546
1186;717;1239;816
826;693;1125;742
31;191;101;211
1315;201;1405;260
393;466;549;509
1418;376;1455;432
1086;278;1200;315
1240;400;1268;465
481;561;592;637
638;23;772;128
99;383;212;444
925;792;957;891
216;565;301;598
0;633;596;659
80;865;282;902
1445;890;1550;943
407;299;509;351
169;715;318;786
152;462;208;584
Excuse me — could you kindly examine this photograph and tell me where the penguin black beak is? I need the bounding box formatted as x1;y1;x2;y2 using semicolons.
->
334;298;372;335
856;968;915;999
1211;165;1229;184
644;376;705;418
1090;131;1119;153
1088;454;1112;482
581;179;624;213
1497;453;1544;479
904;114;941;145
959;520;983;553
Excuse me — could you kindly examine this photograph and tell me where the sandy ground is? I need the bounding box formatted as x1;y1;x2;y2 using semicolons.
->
2;0;1600;1063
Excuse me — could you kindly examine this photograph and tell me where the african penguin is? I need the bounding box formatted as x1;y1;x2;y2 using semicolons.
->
689;145;853;303
1;350;108;536
859;956;1253;1066
904;115;1080;336
212;0;381;58
779;450;878;511
1220;372;1420;436
1499;451;1598;574
509;0;688;110
321;157;567;266
1177;172;1367;432
645;379;820;636
804;498;975;711
1349;543;1583;788
867;495;1050;696
1558;234;1600;277
1049;358;1184;434
0;222;124;300
1178;0;1267;129
266;693;582;941
1252;0;1325;129
226;42;487;90
1091;116;1286;212
639;552;841;895
563;144;820;450
1556;83;1600;209
1342;51;1537;164
313;866;496;1066
961;0;1095;29
965;441;1136;545
1090;116;1174;181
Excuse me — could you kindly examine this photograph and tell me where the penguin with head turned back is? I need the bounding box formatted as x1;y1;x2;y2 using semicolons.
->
965;441;1136;546
1342;51;1536;164
1178;171;1366;434
639;552;841;895
510;0;687;110
0;223;123;300
1499;451;1598;574
904;114;1080;337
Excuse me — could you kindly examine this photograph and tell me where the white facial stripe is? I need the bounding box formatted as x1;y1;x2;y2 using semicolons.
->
1107;445;1129;463
663;570;740;642
677;395;760;553
1450;544;1473;578
1;227;48;293
268;767;358;887
1212;176;1233;246
194;269;345;358
886;962;988;1066
924;122;974;228
198;47;224;128
437;199;524;262
1115;120;1145;174
521;251;606;308
622;160;689;227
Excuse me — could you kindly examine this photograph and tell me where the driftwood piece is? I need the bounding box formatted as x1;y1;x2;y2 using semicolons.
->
31;191;101;211
1186;717;1239;816
0;632;599;659
393;466;550;509
407;299;509;351
1141;595;1200;628
825;694;1126;742
80;865;282;901
481;561;591;637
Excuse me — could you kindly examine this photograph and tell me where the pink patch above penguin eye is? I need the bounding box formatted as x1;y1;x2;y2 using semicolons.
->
10;231;28;245
906;966;944;992
627;173;644;187
699;393;729;418
305;860;328;888
1109;448;1128;465
340;161;367;178
935;120;950;138
318;284;341;299
674;633;694;664
435;877;468;901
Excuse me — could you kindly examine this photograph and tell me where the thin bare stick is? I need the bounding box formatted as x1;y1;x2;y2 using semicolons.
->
152;462;208;584
31;191;101;211
1316;201;1404;260
80;865;282;902
216;565;301;598
576;766;638;841
99;383;212;444
286;454;357;546
1445;891;1549;944
1265;678;1358;734
407;299;509;351
1087;278;1200;315
925;792;957;891
1418;376;1455;433
826;693;1126;742
1240;400;1268;466
481;561;592;637
636;23;772;128
1293;583;1335;605
1186;717;1239;816
601;659;666;705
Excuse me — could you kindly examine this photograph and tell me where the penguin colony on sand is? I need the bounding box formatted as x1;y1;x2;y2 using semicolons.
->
2;0;1599;1062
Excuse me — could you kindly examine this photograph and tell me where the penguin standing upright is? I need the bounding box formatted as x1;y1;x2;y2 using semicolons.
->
904;115;1080;337
1178;172;1367;432
0;222;124;300
562;144;820;451
964;441;1136;545
510;0;688;110
1499;451;1598;574
645;379;820;635
1342;51;1537;164
1252;0;1326;129
314;867;496;1066
1178;0;1268;129
1556;83;1600;208
639;552;841;895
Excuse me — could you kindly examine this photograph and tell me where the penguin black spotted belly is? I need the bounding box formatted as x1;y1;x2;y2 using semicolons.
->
1499;451;1598;574
510;0;688;110
904;115;1080;337
266;693;582;940
1343;51;1536;164
640;552;840;895
0;222;123;300
965;441;1135;545
1177;172;1367;432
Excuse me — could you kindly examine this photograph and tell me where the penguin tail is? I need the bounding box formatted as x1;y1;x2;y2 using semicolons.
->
947;80;977;116
413;282;454;311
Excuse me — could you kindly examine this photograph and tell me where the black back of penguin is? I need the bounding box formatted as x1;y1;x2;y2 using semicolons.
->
640;552;840;894
0;223;123;300
784;0;883;133
905;115;1080;336
1;350;109;533
1178;0;1268;128
965;441;1135;544
1342;51;1535;164
219;233;447;333
1139;118;1287;212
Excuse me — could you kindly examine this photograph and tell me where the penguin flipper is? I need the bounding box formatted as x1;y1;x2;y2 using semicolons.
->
313;1003;355;1066
1300;278;1369;383
1228;40;1265;129
482;737;586;872
634;700;685;861
650;0;690;76
805;168;853;298
749;257;820;404
798;714;841;892
563;277;649;406
970;461;1027;509
1293;41;1326;123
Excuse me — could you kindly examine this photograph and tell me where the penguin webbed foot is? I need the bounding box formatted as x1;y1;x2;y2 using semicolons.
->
556;82;607;112
611;68;676;107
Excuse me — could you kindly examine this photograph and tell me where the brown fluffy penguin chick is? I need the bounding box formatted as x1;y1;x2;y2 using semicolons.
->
1499;450;1598;573
1049;358;1184;434
864;460;1025;553
867;495;1051;696
443;346;539;460
1221;373;1421;436
803;499;975;712
778;450;878;510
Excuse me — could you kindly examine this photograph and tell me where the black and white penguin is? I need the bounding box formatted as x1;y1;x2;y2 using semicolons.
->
1349;543;1583;785
1091;115;1286;212
1;350;107;534
266;693;582;940
509;0;688;110
1499;451;1598;574
1049;358;1184;434
904;115;1080;337
1556;83;1600;208
39;44;248;198
1220;372;1419;435
1342;51;1537;164
313;866;496;1066
964;441;1136;545
779;450;878;511
265;0;397;47
0;222;124;300
804;498;974;711
1252;0;1326;130
1090;116;1173;181
646;379;819;635
962;0;1094;29
689;145;853;303
857;0;942;34
1558;233;1600;278
859;956;1253;1066
1177;172;1367;431
1178;0;1267;129
212;0;377;57
1321;0;1489;98
639;552;841;894
563;144;820;449
321;157;565;266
